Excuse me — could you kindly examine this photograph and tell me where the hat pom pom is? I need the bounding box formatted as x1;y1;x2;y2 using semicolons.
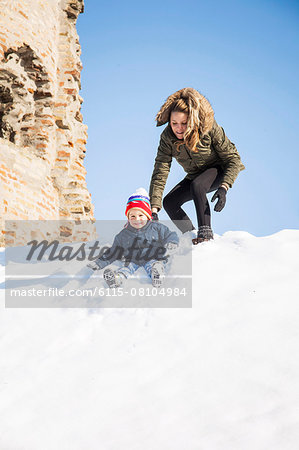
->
133;187;149;198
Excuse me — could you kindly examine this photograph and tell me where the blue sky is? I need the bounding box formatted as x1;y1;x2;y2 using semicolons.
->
77;0;299;236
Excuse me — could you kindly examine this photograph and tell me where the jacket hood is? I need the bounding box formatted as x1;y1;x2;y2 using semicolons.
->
155;87;215;137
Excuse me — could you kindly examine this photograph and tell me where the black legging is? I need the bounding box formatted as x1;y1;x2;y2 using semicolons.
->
163;167;223;233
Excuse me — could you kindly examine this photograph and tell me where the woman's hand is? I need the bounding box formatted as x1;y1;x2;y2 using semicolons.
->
152;207;159;221
211;187;227;212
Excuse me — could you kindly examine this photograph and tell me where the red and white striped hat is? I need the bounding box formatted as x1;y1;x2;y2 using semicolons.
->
125;188;152;220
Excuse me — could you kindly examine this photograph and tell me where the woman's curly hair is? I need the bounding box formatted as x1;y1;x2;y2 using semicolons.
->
155;87;214;152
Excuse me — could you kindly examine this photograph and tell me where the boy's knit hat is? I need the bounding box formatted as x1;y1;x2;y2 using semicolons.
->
125;187;152;220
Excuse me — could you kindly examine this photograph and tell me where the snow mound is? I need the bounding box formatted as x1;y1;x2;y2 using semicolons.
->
0;230;299;450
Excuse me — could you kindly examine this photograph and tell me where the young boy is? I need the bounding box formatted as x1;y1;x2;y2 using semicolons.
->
88;188;179;288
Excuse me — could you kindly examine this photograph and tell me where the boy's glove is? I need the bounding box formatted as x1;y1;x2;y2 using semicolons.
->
87;260;100;271
152;212;159;221
211;187;227;212
164;242;178;256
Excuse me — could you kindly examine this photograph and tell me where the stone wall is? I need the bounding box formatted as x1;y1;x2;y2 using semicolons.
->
0;0;96;246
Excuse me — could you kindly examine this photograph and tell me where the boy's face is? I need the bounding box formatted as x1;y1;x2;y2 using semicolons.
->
128;209;148;229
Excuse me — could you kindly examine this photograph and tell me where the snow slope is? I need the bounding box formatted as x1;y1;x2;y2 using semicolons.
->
0;230;299;450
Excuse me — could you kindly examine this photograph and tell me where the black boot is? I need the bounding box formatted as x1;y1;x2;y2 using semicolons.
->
192;225;214;245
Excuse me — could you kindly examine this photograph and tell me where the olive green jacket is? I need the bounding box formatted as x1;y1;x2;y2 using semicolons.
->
149;120;245;210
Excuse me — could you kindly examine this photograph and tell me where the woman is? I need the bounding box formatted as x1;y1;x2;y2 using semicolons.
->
149;87;245;244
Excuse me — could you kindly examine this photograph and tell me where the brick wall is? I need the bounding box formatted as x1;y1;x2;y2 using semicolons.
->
0;0;96;246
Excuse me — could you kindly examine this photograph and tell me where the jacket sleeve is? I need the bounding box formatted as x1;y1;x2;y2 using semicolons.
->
210;120;245;188
149;133;173;211
158;223;179;246
95;234;123;270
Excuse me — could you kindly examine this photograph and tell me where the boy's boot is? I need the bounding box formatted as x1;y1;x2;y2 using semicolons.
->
103;268;124;288
151;261;165;288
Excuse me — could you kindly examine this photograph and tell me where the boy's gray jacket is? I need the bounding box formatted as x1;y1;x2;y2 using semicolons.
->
95;221;179;269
